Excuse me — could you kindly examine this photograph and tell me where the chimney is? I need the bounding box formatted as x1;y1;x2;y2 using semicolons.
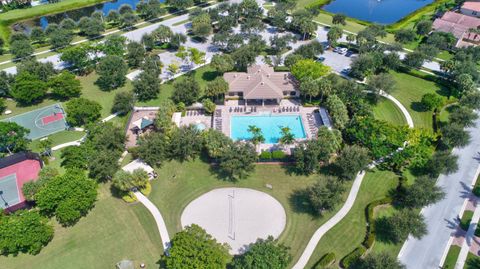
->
247;76;250;80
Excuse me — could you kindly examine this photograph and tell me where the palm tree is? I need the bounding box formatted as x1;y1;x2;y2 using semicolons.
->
131;169;149;189
279;127;295;146
112;170;134;192
248;125;265;145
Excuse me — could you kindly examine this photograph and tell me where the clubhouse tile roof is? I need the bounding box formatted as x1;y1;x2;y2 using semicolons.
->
223;65;297;99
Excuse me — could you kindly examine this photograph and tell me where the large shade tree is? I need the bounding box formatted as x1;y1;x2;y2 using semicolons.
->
0;210;54;255
35;169;97;226
231;236;291;269
163;224;231;269
0;122;30;155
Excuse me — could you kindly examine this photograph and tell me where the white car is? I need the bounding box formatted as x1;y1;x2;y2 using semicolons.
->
338;48;348;54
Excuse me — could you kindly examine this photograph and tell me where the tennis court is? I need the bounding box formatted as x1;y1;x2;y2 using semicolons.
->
1;104;68;140
0;174;20;210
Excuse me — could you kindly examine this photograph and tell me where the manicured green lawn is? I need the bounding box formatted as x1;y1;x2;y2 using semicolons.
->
373;97;407;126
461;210;474;231
147;159;350;267
1;72;130;120
0;0;107;41
0;184;162;269
29;130;85;151
442;245;461;269
304;169;399;267
371;205;403;256
465;252;480;269
389;71;450;130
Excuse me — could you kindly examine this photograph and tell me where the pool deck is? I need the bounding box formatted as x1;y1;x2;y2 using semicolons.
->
214;100;322;152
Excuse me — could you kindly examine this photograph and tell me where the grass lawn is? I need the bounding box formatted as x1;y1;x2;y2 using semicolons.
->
371;204;403;256
460;210;474;231
29;130;85;151
1;72;131;121
442;245;461;269
147;159;351;267
373;97;408;126
304;169;399;267
0;0;108;41
465;252;480;269
389;71;450;130
0;183;162;269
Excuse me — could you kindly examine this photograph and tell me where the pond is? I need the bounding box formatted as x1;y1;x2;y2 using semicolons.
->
323;0;434;24
18;0;163;30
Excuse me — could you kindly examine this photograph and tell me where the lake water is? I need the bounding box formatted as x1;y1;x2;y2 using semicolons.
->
323;0;434;24
24;0;163;29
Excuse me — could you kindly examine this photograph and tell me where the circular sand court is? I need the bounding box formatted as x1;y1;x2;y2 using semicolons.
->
181;188;286;254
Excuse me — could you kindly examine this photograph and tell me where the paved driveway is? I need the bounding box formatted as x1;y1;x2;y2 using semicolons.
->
399;115;480;269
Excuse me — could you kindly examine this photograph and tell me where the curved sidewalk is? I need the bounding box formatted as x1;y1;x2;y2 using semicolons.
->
292;94;414;268
133;191;171;251
380;91;414;128
292;171;366;269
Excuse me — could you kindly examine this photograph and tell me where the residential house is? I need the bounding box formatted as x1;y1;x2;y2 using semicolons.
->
461;1;480;18
432;11;480;47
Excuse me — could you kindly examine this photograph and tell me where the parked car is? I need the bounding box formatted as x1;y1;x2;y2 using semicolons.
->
345;50;354;57
341;68;351;75
317;56;326;62
333;47;340;53
338;48;348;54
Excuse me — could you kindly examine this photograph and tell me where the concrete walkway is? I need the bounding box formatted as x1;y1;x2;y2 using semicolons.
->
51;140;82;151
133;191;171;251
291;91;414;268
292;171;366;269
456;199;480;268
380;92;414;128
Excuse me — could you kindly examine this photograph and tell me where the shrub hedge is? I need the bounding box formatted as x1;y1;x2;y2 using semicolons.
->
340;246;366;268
363;197;393;249
258;150;288;161
259;151;272;160
313;252;336;268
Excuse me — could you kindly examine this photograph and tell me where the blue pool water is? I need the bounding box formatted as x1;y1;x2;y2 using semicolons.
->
323;0;433;24
231;115;306;144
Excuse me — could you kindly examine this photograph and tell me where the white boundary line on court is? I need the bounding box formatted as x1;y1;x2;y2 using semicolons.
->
33;104;66;131
0;174;20;208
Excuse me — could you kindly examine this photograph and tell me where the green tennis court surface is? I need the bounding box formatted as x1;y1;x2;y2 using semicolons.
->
0;174;19;209
1;104;68;140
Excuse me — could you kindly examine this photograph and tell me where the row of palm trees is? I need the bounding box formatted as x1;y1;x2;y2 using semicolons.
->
247;125;295;146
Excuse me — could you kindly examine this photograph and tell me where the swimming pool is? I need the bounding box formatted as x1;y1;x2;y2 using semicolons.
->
231;115;306;144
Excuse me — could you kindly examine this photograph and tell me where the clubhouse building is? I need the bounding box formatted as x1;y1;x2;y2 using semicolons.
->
223;65;299;105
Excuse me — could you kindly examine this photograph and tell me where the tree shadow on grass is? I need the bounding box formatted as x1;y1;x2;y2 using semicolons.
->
374;217;397;244
288;189;319;217
201;70;219;82
411;101;428;113
465;255;480;269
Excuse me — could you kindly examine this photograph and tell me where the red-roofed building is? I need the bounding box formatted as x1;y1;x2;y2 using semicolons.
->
0;152;42;212
461;1;480;18
432;11;480;47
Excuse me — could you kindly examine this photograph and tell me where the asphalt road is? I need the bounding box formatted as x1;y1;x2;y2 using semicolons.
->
398;115;480;269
